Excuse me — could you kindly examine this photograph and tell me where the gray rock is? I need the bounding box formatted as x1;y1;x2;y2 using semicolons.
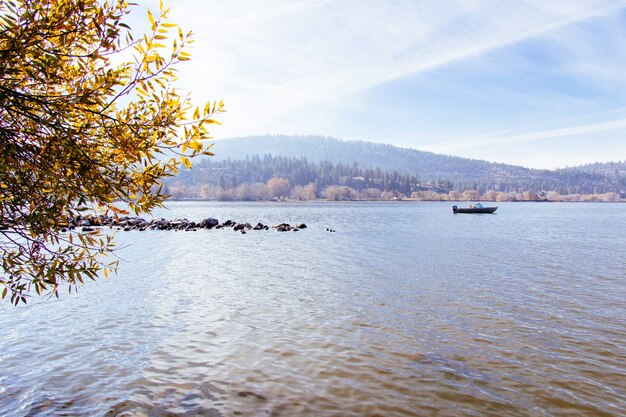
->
199;218;219;229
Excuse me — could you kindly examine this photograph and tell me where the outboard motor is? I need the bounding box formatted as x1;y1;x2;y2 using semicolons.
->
452;205;458;213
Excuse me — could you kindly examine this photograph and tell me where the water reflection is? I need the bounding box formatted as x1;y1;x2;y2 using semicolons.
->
0;202;625;416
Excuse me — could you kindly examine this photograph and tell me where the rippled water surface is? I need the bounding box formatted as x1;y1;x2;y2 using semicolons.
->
1;202;625;417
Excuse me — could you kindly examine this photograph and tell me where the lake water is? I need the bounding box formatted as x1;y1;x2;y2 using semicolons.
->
1;202;625;417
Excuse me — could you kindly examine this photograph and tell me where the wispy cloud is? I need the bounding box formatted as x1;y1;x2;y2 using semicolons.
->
542;9;626;90
428;117;626;153
158;1;626;118
130;1;626;167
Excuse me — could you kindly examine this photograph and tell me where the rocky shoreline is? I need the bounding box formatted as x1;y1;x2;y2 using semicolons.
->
66;215;307;233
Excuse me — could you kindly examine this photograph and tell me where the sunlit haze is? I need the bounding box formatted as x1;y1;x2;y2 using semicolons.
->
132;0;626;169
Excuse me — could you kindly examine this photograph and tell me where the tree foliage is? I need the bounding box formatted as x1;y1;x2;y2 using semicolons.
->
170;152;625;199
0;0;224;304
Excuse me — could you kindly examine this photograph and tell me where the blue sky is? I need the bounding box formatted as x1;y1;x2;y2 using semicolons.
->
134;0;626;169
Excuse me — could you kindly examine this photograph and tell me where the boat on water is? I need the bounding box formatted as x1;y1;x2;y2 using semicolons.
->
452;203;497;214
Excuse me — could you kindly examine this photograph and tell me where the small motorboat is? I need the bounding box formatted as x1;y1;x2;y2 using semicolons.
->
452;203;497;214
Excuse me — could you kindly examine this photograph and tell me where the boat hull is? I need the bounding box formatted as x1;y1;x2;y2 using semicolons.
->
452;206;497;214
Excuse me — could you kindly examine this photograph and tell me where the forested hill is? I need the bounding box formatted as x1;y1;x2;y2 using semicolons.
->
162;135;626;200
211;135;501;182
208;135;626;190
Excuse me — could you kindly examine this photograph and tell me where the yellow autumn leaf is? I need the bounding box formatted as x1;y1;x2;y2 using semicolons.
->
181;155;192;169
148;9;156;27
188;140;202;151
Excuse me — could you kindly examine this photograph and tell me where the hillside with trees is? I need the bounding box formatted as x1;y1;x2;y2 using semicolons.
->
165;136;625;201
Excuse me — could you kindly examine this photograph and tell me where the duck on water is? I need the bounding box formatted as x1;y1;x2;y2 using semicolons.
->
452;203;498;214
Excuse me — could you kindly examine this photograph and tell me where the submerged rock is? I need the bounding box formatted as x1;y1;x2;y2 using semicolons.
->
275;223;292;232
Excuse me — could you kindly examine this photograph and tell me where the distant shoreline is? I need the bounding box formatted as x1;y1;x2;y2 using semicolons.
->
165;198;626;203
